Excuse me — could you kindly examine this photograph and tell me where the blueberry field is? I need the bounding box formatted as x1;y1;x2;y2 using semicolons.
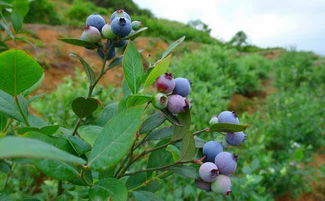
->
0;0;324;201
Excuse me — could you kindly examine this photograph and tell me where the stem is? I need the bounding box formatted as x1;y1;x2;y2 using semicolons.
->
3;118;13;133
121;160;193;178
129;171;170;192
57;181;63;196
117;128;209;177
14;96;30;126
72;41;114;136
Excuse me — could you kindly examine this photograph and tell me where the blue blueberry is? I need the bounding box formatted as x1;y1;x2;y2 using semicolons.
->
86;14;106;31
214;152;237;175
173;77;191;97
217;111;239;124
97;46;115;60
111;17;132;37
114;40;128;48
211;175;232;195
202;141;223;162
110;9;131;22
199;162;219;182
226;132;246;146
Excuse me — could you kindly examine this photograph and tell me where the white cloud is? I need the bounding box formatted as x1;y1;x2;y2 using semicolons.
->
134;0;325;54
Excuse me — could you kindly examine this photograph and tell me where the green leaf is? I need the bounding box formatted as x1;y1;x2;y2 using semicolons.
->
126;172;147;189
160;108;181;126
88;107;143;170
0;160;11;173
11;11;23;32
34;159;91;185
133;191;163;201
122;42;144;94
70;53;96;85
65;135;91;156
146;126;174;141
144;55;171;87
147;142;173;169
58;38;98;49
139;112;166;134
210;123;248;132
0;90;28;122
176;109;196;161
126;94;152;108
22;73;44;96
169;166;199;179
0;113;8;131
78;125;103;146
194;136;205;148
96;103;118;126
122;27;148;40
107;56;123;70
0;137;86;164
71;97;99;118
161;36;185;59
89;178;127;201
18;125;59;135
0;49;43;96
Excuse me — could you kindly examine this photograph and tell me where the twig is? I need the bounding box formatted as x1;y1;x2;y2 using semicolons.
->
128;171;170;192
14;96;30;126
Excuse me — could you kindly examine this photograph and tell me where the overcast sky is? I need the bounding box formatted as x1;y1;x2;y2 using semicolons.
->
134;0;325;55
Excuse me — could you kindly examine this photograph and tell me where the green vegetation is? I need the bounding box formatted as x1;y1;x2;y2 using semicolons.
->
1;0;324;200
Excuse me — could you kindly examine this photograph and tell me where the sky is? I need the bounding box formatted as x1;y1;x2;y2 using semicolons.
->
133;0;325;55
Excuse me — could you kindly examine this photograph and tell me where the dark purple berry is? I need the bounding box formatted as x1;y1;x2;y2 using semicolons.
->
195;179;211;192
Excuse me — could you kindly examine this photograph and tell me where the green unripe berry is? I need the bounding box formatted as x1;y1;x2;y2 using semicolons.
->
131;21;142;31
153;93;168;109
101;24;116;39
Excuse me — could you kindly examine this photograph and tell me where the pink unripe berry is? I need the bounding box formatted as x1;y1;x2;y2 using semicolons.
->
81;26;101;43
167;94;190;114
155;73;175;94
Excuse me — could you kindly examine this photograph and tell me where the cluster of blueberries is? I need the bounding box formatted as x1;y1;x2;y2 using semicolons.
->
196;111;247;195
152;73;191;114
80;10;142;59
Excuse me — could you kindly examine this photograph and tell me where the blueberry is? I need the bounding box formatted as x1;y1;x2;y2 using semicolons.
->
217;111;239;124
97;46;115;60
202;141;223;162
173;77;191;97
195;179;211;192
110;9;131;22
101;24;116;39
199;162;219;182
131;20;142;30
86;14;106;31
111;17;132;38
167;94;190;114
209;116;218;125
214;152;237;175
152;93;168;109
211;175;232;195
226;132;246;146
155;73;175;94
81;26;101;43
114;40;128;48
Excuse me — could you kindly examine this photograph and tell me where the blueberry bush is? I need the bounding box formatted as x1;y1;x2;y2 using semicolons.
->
0;10;250;201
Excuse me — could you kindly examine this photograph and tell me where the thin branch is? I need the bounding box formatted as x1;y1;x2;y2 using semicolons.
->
121;160;194;177
129;171;170;192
